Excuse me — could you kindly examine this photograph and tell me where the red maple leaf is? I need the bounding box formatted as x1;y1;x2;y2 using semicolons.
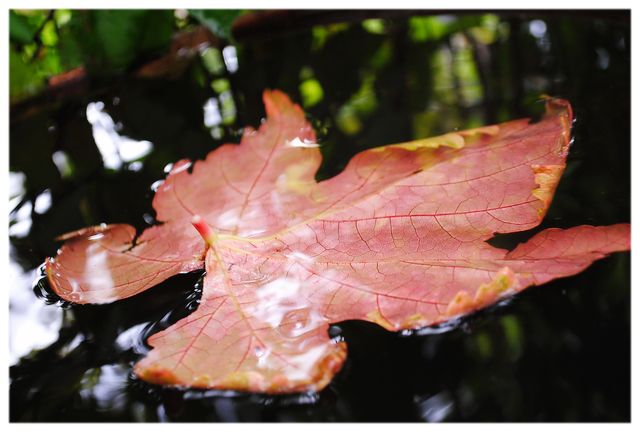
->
46;90;630;393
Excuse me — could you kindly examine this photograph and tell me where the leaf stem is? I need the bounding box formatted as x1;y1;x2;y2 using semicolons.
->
192;215;217;247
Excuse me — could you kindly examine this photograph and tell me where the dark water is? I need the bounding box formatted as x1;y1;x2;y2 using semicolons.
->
9;11;630;422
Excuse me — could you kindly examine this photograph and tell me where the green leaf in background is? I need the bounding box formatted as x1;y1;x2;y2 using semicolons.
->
189;9;242;40
9;10;85;102
9;10;38;44
409;15;491;42
68;10;175;74
9;46;45;101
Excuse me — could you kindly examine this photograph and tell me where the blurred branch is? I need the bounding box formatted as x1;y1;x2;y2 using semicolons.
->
11;25;221;124
232;9;628;41
445;39;469;124
506;17;525;117
232;10;421;40
29;10;55;62
464;30;496;124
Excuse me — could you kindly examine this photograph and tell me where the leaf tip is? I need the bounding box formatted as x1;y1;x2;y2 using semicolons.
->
541;96;573;151
263;88;303;120
542;95;573;123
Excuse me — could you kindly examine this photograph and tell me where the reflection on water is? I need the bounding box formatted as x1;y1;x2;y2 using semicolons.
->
222;45;239;73
9;257;63;365
414;391;454;422
529;20;547;38
203;97;222;127
9;172;31;237
33;189;52;214
79;364;129;411
9;11;630;422
86;101;154;170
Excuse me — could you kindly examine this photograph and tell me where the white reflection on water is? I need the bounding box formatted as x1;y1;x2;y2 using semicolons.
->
528;19;551;52
414;391;454;422
222;45;239;73
203;97;222;127
9;257;63;365
79;364;129;412
115;322;148;351
59;334;85;357
9;200;32;238
596;47;610;70
528;20;547;39
33;189;52;214
214;397;238;422
86;101;153;169
9;171;26;202
52;150;73;178
9;172;31;238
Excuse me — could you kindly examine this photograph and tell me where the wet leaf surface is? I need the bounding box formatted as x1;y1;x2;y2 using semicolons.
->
45;90;629;393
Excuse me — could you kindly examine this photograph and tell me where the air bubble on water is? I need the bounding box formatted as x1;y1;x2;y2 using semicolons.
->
163;163;174;173
128;161;143;171
151;180;164;192
142;213;155;225
278;308;313;338
292;392;319;405
254;346;265;357
328;325;342;339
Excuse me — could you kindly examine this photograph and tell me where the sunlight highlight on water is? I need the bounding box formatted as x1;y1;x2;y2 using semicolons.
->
9;259;62;365
86;101;154;169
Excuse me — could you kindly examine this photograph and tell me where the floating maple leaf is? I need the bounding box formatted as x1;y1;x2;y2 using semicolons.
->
46;90;630;393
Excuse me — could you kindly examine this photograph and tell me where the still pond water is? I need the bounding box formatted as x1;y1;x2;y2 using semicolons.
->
10;12;630;421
